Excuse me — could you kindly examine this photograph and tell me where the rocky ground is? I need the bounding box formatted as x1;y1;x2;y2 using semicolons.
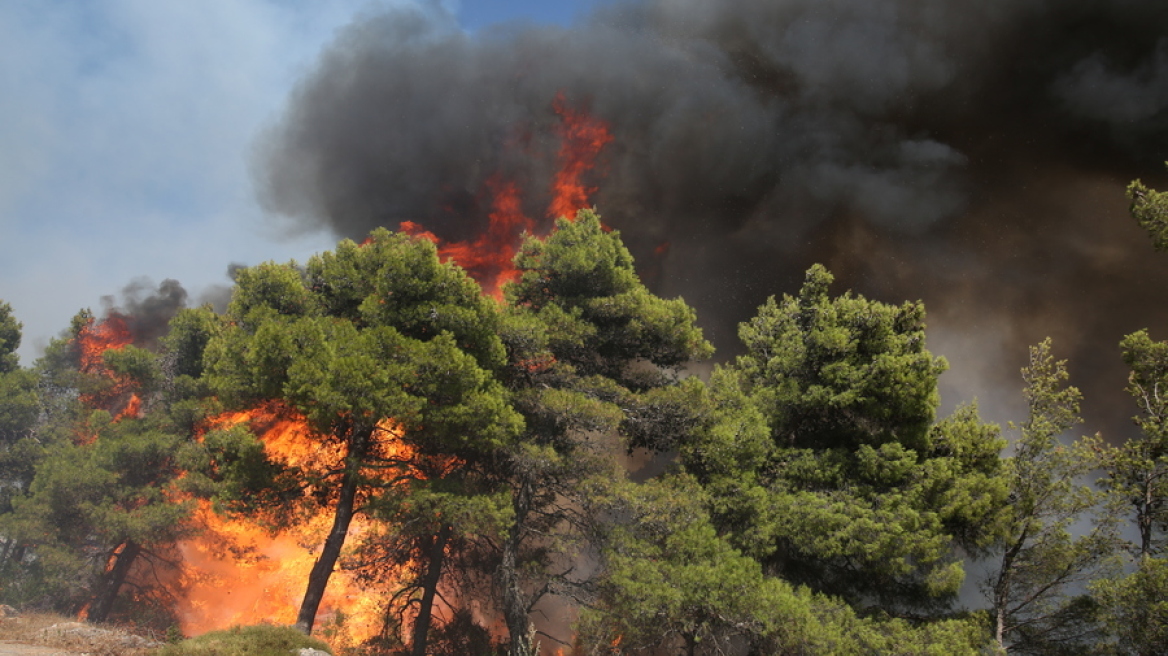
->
0;608;161;656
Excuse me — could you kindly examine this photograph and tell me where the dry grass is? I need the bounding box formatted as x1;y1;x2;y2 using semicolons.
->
0;611;161;656
0;611;71;641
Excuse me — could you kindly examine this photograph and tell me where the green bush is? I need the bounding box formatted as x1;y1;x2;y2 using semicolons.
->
155;624;334;656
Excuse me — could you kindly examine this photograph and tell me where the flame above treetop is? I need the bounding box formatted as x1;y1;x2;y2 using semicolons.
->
401;93;613;301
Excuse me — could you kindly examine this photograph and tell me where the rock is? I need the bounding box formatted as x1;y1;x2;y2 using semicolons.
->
0;604;18;618
295;649;332;656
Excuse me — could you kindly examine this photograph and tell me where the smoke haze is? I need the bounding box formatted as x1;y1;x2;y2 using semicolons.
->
99;278;189;348
256;0;1168;436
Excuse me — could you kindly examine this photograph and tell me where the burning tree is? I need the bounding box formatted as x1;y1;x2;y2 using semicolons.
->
0;306;196;623
200;229;523;637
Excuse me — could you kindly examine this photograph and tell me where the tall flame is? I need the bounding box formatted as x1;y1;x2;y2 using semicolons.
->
402;175;535;300
175;406;413;649
548;92;613;222
401;94;612;300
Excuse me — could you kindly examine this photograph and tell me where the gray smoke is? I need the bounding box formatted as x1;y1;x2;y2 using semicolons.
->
256;0;1168;436
100;278;189;348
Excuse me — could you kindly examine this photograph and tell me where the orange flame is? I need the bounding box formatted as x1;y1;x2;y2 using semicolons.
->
75;314;142;422
77;314;132;373
175;406;414;648
402;176;535;301
400;93;611;300
548;92;613;222
118;393;143;421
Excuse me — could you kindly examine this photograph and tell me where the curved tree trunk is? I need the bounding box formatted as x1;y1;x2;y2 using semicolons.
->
87;539;141;624
409;523;452;656
296;426;372;634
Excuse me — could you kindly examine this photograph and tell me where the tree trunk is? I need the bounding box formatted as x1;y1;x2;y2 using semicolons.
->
295;427;372;634
501;479;534;656
995;606;1007;654
1139;472;1154;557
0;537;14;568
3;542;25;569
410;523;452;656
87;540;141;624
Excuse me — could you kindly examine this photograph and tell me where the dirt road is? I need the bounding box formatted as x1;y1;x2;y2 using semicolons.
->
0;642;89;656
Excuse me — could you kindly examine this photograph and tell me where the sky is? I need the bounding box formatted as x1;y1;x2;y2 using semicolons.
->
0;0;600;364
4;0;1168;445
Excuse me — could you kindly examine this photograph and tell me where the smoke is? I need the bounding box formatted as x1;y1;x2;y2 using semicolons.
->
99;278;188;348
255;0;1168;435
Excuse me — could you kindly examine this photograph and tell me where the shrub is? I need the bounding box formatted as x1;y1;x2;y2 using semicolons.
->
156;624;334;656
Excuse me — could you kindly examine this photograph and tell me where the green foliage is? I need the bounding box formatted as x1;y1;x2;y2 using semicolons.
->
103;345;162;391
0;301;22;374
201;228;525;637
1128;165;1168;252
736;264;946;452
508;210;713;386
0;303;46;602
205;230;521;457
0;306;202;622
4;406;192;608
0;369;39;516
489;211;714;655
0;301;39;510
1091;556;1168;655
986;339;1119;654
163;306;224;380
1105;329;1168;557
155;624;334;656
581;475;990;655
687;265;1007;611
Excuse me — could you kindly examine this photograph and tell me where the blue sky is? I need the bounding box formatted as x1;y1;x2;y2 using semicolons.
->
0;0;602;363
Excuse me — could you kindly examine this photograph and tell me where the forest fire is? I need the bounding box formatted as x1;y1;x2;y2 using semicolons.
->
75;314;141;421
175;500;384;649
547;93;613;223
77;314;132;373
401;95;612;299
402;176;535;300
174;406;416;648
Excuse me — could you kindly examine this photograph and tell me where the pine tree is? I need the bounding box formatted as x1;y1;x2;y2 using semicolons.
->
201;229;523;637
985;339;1119;654
686;265;1008;613
494;210;713;656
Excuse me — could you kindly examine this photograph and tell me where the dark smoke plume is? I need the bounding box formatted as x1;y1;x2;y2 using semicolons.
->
100;278;188;348
256;0;1168;436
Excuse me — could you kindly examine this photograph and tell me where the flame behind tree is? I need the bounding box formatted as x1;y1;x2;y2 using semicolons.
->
400;95;613;302
200;229;523;639
547;93;612;223
174;406;409;645
1;310;193;623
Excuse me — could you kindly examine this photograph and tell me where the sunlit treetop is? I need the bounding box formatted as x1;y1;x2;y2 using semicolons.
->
204;228;521;456
1129;164;1168;252
507;210;713;385
0;301;21;375
736;263;947;452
